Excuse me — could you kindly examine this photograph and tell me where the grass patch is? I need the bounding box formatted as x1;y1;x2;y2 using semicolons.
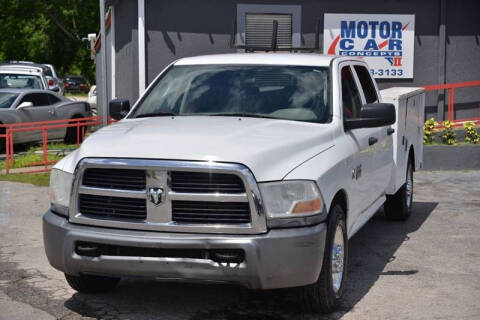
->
0;143;76;170
65;92;88;98
29;142;77;152
0;172;50;186
0;153;63;170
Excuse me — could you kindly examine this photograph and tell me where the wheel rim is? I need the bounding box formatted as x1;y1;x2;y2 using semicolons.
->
406;165;413;208
331;224;345;294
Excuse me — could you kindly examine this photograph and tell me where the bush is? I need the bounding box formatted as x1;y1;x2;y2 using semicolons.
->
423;118;438;144
441;120;456;145
464;121;480;144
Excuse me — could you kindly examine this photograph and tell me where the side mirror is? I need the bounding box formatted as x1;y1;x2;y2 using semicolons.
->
344;103;396;130
17;101;33;110
109;99;130;120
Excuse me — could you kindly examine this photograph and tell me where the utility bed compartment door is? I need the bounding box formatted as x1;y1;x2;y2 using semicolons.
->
381;87;425;195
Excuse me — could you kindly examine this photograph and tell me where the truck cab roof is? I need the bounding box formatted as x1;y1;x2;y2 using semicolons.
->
174;53;362;67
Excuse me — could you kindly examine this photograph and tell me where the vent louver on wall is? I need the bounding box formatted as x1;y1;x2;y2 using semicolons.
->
245;13;292;49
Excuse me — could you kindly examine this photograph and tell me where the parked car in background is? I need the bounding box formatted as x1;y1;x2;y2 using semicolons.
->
0;88;92;152
87;85;96;115
0;61;65;95
44;64;65;95
64;75;88;93
0;66;48;90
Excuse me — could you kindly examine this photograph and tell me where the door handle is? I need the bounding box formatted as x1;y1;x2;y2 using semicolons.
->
368;137;378;146
387;128;395;136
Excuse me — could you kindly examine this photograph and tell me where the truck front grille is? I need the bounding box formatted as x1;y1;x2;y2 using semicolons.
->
170;172;245;193
83;168;146;190
78;194;147;220
172;201;251;224
71;159;266;234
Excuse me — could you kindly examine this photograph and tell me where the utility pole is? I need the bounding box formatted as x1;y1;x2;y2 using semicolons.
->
99;0;108;126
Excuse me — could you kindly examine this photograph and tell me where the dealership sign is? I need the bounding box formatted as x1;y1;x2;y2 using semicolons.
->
324;14;415;78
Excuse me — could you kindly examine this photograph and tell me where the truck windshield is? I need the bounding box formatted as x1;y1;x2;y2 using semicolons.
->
132;65;330;123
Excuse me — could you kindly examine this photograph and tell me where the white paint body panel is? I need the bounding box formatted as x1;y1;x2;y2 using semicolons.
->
58;116;335;182
381;87;425;194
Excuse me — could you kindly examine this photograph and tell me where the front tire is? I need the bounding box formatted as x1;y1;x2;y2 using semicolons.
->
384;160;413;220
65;273;120;293
303;204;348;314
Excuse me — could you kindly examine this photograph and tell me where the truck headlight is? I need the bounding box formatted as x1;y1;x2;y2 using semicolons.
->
259;180;326;224
49;169;73;217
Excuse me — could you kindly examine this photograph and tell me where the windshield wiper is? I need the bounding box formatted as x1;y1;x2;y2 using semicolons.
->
209;112;278;119
135;112;177;118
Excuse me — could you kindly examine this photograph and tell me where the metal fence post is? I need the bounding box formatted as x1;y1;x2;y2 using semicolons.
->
42;128;48;170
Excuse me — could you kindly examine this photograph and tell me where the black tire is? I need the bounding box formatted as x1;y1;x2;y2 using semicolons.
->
303;204;348;314
65;273;120;293
64;118;85;144
384;160;413;220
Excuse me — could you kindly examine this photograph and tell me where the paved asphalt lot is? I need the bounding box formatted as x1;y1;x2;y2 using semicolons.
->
0;171;479;320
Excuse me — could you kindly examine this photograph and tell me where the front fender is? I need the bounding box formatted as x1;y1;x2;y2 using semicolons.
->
283;144;353;216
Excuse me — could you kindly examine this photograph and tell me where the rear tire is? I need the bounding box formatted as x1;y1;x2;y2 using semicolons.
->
384;160;413;220
302;204;348;314
64;117;85;144
65;273;120;293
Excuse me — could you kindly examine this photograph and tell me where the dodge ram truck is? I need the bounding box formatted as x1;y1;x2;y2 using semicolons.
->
44;53;425;313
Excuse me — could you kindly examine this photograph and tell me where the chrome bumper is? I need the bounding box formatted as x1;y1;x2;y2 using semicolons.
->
43;211;327;289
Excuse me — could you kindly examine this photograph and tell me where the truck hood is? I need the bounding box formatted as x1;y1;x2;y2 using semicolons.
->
62;116;334;181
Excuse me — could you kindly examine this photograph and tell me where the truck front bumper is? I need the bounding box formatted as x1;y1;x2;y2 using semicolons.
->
43;210;327;289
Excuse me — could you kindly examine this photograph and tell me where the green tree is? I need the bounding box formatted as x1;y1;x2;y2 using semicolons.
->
0;0;99;82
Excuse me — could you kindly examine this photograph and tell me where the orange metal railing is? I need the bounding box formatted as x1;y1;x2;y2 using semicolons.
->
424;80;480;128
1;116;111;174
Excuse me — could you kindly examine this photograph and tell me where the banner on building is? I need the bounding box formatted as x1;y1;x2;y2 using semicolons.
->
323;14;415;79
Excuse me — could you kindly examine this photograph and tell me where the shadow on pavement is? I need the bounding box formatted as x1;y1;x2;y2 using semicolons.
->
64;201;437;320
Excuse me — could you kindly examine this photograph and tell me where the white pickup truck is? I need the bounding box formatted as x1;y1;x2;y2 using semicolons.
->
44;53;424;313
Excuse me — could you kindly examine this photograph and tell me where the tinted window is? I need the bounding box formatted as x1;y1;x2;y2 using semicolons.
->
0;93;18;109
20;93;50;106
341;66;362;119
354;65;378;103
48;94;61;104
132;65;330;123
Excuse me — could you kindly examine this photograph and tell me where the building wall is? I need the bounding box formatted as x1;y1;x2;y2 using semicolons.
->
106;0;480;121
115;0;139;105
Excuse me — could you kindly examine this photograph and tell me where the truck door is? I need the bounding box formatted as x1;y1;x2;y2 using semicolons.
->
340;64;374;221
352;64;393;203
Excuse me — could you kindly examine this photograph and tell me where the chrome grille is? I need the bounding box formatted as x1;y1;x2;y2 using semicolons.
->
172;201;251;224
170;171;245;193
83;168;146;190
79;194;147;220
71;159;266;234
